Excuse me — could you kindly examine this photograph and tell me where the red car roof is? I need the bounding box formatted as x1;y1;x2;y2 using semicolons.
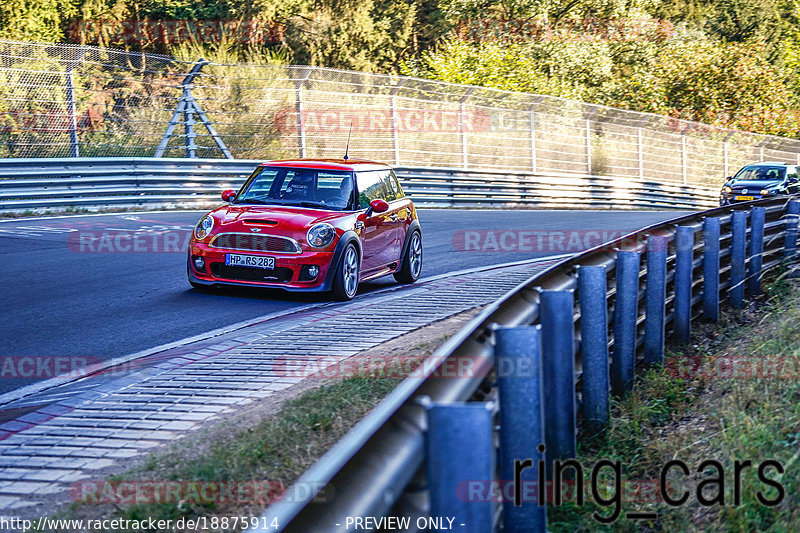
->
259;159;390;171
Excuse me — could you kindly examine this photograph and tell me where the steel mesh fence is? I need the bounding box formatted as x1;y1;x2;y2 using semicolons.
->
1;39;799;187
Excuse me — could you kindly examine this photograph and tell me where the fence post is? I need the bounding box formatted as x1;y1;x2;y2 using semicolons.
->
539;290;576;476
644;236;667;365
294;77;306;159
459;88;475;169
637;127;644;179
612;250;640;396
390;79;405;166
703;217;721;321
530;108;537;173
722;141;728;178
578;266;609;434
730;210;748;308
785;200;800;260
586;119;592;174
748;207;766;295
426;403;494;533
64;49;88;158
183;80;198;158
390;95;400;165
674;226;694;344
681;133;687;184
495;326;547;532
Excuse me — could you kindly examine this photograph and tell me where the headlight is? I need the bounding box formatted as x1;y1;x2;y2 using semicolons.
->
723;186;732;193
194;215;214;240
306;223;336;248
760;189;769;195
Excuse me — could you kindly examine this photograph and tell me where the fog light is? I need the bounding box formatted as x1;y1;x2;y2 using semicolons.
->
193;256;205;271
299;264;320;281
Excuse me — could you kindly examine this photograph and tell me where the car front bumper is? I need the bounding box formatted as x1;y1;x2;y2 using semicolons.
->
187;242;336;292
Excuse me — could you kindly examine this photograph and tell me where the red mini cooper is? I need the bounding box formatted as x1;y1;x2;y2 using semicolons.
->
187;159;422;300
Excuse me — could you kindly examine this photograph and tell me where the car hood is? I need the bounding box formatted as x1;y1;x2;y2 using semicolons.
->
729;180;781;189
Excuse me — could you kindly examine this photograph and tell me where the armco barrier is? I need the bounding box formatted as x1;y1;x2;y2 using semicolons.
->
256;196;797;532
0;157;718;212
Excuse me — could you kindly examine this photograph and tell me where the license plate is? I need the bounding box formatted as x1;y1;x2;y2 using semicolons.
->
735;195;755;201
225;254;275;269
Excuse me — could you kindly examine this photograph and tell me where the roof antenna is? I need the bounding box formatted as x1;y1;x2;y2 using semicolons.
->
343;121;353;160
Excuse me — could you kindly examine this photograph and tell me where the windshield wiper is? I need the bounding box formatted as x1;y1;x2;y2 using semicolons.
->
237;198;281;205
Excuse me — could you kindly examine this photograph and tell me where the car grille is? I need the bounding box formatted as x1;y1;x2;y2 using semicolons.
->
210;233;301;253
210;263;294;283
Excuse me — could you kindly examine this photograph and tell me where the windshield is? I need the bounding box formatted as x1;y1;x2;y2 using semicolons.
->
732;166;786;182
235;166;356;210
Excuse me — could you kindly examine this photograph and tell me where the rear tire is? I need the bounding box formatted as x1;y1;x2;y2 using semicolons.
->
394;230;422;284
332;243;360;301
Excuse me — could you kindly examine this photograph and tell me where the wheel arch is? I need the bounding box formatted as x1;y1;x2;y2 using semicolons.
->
396;220;422;271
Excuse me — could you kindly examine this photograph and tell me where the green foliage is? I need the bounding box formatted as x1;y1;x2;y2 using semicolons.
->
0;0;78;42
3;0;800;139
279;0;417;71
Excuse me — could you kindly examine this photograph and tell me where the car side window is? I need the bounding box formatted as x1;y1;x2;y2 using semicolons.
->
378;170;398;202
787;167;799;182
389;170;405;199
356;171;387;208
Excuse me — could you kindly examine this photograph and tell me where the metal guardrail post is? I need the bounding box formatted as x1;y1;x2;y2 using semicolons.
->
748;207;766;295
426;403;494;533
786;200;800;260
674;226;694;343
539;290;576;476
495;326;547;532
612;250;640;396
644;236;667;365
731;210;748;308
578;266;609;434
703;217;721;321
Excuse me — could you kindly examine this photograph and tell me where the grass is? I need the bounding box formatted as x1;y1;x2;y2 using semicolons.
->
548;271;800;531
56;376;401;531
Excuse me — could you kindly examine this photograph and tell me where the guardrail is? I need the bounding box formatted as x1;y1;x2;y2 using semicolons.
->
256;196;798;532
0;157;718;212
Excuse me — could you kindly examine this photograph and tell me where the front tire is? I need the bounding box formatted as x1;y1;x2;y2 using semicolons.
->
332;243;360;301
394;230;422;284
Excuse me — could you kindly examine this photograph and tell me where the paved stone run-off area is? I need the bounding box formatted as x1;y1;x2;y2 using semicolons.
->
0;259;559;516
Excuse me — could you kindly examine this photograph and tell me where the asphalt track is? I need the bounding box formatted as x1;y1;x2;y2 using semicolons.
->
0;208;690;394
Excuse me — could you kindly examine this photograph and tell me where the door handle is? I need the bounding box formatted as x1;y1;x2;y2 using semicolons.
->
389;213;399;220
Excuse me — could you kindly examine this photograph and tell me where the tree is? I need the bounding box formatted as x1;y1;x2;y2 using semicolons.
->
0;0;77;42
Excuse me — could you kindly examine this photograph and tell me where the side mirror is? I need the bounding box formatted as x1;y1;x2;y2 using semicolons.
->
369;199;389;213
725;176;733;182
221;189;236;202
